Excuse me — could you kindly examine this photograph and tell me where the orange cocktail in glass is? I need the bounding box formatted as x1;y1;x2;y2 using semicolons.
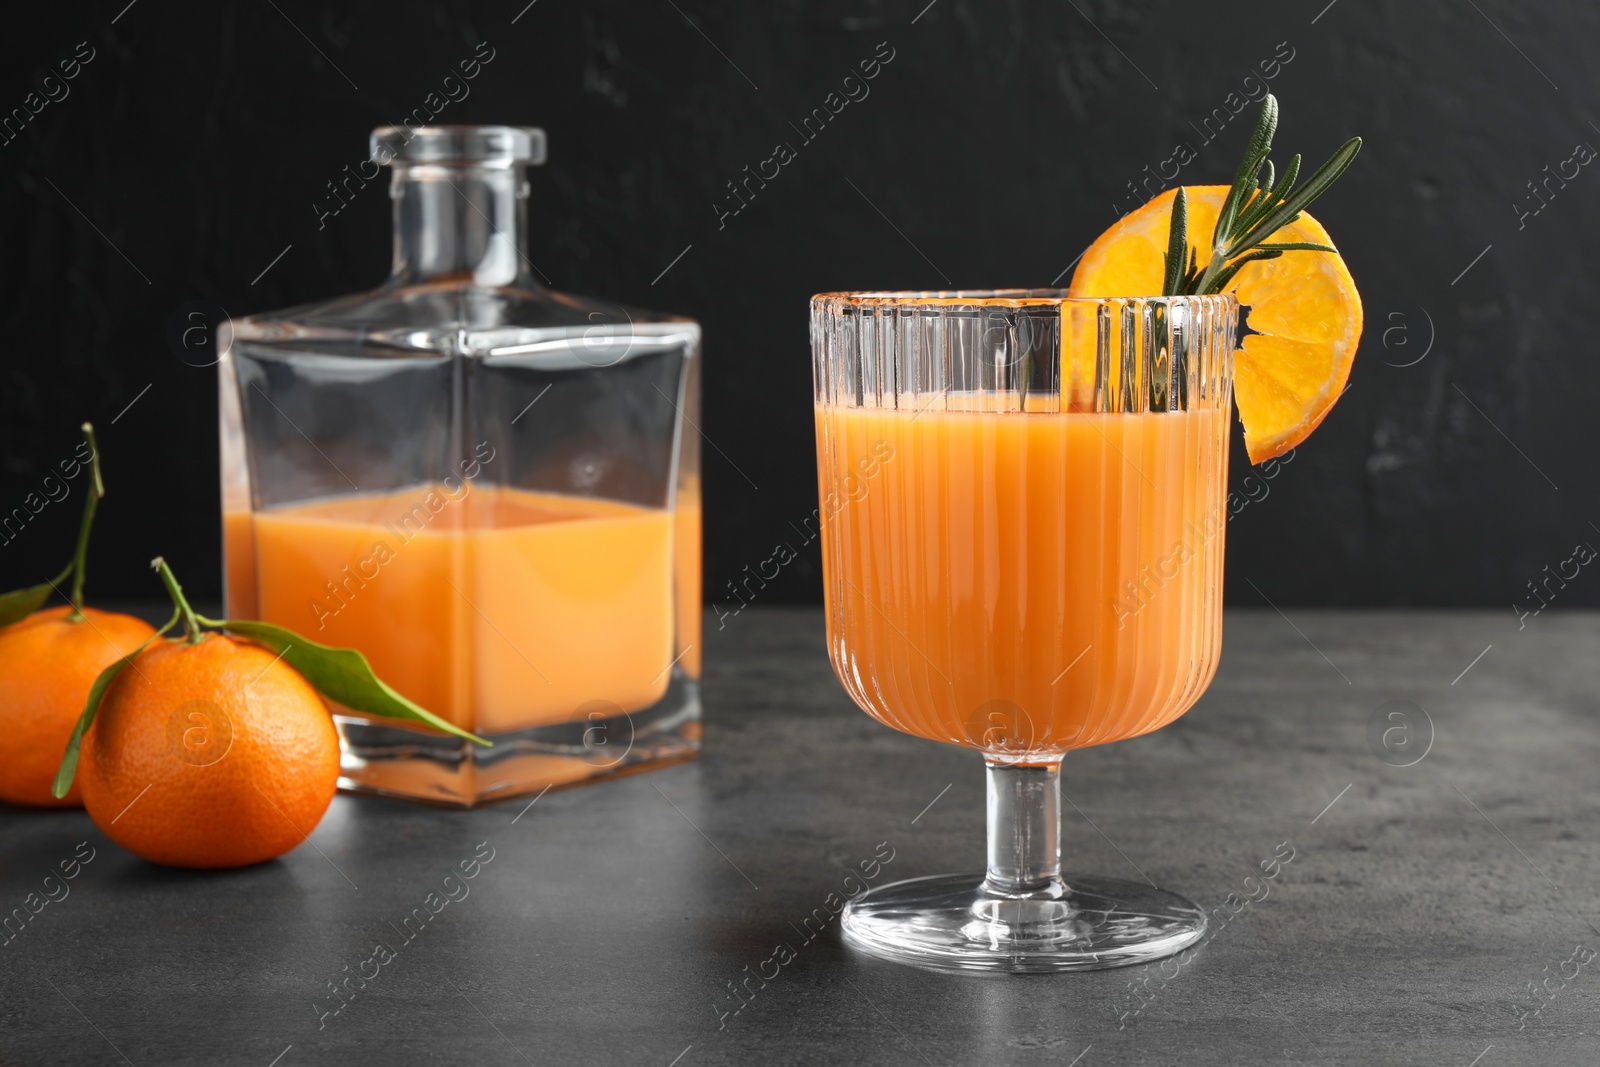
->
813;290;1237;972
818;403;1226;754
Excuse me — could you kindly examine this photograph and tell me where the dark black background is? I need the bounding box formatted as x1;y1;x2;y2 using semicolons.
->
1;0;1593;610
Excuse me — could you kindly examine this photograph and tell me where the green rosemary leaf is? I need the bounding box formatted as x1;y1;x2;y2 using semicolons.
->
1253;241;1338;253
1242;94;1279;171
1233;153;1301;245
1213;146;1270;253
1203;249;1284;295
1233;188;1281;242
1230;137;1362;259
1279;152;1302;194
1212;96;1280;250
1229;189;1266;243
1162;187;1189;296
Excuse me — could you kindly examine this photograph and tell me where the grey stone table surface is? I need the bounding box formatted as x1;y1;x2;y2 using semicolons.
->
3;607;1598;1067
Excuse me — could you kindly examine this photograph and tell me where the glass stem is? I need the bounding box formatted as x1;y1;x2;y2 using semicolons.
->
982;760;1066;900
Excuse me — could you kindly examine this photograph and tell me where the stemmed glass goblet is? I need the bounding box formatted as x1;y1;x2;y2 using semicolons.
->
812;289;1237;972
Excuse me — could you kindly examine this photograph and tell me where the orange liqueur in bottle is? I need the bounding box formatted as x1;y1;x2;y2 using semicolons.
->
221;126;701;806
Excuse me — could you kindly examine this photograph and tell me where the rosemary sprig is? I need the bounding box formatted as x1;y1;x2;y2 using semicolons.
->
1162;93;1361;296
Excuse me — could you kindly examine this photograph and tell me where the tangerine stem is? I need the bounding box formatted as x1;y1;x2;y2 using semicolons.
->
151;556;204;644
65;423;104;621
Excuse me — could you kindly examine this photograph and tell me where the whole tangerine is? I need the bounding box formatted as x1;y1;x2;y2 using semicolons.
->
78;632;341;869
0;605;156;807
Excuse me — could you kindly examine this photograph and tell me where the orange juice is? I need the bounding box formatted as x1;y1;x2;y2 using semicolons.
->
673;486;702;679
224;485;684;733
816;403;1227;755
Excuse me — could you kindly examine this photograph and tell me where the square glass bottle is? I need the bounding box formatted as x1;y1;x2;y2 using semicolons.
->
220;126;701;807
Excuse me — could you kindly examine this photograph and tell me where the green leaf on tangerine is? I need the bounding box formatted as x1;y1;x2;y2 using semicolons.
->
0;580;58;630
217;619;490;747
51;625;169;799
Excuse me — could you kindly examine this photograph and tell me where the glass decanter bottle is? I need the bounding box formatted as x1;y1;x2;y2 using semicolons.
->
220;125;701;807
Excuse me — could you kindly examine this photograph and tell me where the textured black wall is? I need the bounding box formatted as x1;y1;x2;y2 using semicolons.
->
1;0;1594;612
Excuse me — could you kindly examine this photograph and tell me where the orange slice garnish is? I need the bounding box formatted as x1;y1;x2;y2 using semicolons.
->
1068;184;1362;463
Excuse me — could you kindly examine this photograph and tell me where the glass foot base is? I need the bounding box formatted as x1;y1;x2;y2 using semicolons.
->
332;678;700;808
841;872;1205;973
